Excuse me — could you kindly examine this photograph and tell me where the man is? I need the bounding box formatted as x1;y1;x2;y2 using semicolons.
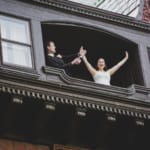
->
46;41;85;74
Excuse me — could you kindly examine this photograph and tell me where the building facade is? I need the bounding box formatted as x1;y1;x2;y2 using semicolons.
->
0;0;150;150
142;0;150;22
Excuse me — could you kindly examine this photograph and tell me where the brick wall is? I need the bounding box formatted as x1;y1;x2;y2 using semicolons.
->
0;139;49;150
142;0;150;22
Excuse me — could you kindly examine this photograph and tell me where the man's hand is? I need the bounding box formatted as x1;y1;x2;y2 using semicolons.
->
79;46;87;58
71;57;81;65
56;54;62;58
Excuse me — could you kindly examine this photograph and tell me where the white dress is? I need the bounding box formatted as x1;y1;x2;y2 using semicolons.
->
93;71;111;86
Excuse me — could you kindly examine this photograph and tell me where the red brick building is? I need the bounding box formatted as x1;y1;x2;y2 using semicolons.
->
143;0;150;22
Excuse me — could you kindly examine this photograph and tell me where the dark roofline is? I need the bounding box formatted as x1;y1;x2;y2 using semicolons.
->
22;0;150;31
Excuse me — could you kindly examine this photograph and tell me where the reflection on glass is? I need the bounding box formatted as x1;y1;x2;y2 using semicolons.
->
0;15;30;44
2;41;32;68
68;0;140;18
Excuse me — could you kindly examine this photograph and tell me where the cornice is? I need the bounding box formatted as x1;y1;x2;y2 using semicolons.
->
0;65;40;80
25;0;150;32
43;66;150;100
0;70;150;120
43;66;135;97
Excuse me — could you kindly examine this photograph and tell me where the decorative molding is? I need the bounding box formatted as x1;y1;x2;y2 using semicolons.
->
135;118;144;126
133;84;150;94
0;77;150;120
0;65;40;80
76;107;87;117
26;0;150;31
107;113;116;122
43;66;150;100
43;66;135;96
12;96;23;104
45;103;56;110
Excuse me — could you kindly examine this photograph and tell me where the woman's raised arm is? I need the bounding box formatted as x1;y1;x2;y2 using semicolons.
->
107;51;129;76
82;55;97;77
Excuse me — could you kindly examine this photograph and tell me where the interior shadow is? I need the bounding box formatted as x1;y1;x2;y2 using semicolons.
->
42;23;144;87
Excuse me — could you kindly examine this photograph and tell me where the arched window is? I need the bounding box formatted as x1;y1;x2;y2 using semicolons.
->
42;23;144;87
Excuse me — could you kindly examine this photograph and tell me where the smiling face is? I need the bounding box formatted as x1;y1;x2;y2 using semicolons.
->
97;58;106;71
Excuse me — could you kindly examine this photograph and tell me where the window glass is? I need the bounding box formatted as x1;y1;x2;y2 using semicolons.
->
0;15;33;68
68;0;140;17
0;15;30;44
2;41;32;68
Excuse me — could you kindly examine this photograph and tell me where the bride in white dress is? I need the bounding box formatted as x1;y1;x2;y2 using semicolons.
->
80;48;129;86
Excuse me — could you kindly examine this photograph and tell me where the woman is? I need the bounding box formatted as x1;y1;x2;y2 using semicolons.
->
81;50;129;86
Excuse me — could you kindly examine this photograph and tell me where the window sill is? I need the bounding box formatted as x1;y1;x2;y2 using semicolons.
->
0;65;40;80
43;66;150;103
43;66;134;95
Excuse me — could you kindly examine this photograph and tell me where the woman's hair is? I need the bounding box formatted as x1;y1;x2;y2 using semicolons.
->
96;57;107;71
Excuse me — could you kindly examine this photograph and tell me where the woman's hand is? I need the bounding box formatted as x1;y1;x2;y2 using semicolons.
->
107;51;129;76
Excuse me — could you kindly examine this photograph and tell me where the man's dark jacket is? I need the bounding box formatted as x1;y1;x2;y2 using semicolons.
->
47;53;78;74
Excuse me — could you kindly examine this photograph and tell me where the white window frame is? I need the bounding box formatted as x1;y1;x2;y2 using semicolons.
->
0;15;34;69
